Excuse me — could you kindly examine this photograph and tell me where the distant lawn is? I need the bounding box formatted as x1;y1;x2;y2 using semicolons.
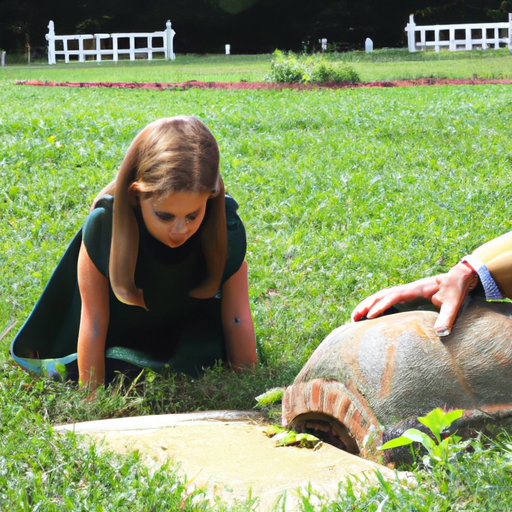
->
0;54;272;83
1;48;511;83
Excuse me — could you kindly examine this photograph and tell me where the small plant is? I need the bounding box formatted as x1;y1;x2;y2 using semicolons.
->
265;50;306;83
254;386;285;406
264;424;322;449
265;49;360;84
309;60;360;83
254;386;285;421
255;389;322;449
380;408;467;469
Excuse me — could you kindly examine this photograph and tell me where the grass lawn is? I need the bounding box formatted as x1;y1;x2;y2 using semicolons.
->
1;54;272;83
2;48;512;83
1;51;512;510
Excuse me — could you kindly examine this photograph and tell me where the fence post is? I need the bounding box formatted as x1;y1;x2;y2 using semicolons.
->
225;44;231;55
165;20;176;60
465;28;472;50
112;35;119;62
147;35;153;60
509;13;512;50
405;14;416;52
64;39;71;63
78;35;85;62
449;27;455;51
434;28;439;52
129;35;135;60
95;34;104;61
1;51;5;67
96;34;101;62
46;20;56;64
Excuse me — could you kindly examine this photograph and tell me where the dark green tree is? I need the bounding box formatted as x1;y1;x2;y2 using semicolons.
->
1;0;510;54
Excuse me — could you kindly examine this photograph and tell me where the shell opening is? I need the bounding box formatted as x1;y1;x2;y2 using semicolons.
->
289;412;360;454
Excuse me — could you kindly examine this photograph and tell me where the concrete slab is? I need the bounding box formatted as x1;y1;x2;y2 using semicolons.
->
56;411;398;510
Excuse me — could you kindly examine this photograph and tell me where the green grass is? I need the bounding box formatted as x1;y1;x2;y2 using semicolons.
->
329;48;512;80
1;48;512;83
2;55;512;509
0;54;272;83
349;57;512;81
326;48;512;80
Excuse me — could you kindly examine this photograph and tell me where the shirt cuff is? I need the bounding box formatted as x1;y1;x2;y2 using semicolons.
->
461;255;504;300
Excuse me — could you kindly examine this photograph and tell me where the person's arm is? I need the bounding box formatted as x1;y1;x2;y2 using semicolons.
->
432;231;512;333
221;260;257;370
77;242;110;390
471;231;512;299
352;231;512;336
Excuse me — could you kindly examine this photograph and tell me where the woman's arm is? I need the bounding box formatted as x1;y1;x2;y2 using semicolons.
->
77;242;110;390
221;260;257;370
472;231;512;298
352;231;512;336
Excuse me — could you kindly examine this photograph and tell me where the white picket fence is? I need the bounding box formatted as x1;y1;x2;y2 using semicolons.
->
405;14;512;52
46;20;175;64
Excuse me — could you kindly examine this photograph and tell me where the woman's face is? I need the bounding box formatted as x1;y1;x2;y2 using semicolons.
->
138;191;211;248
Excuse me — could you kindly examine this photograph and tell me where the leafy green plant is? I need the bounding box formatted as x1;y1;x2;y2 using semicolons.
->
265;49;360;83
264;424;322;449
309;60;360;83
380;408;467;469
254;386;286;421
265;50;306;83
254;386;285;406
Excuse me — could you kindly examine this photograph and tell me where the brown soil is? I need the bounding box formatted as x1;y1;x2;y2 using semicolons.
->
15;78;512;91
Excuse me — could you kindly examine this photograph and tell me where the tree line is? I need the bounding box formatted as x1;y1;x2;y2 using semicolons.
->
1;0;511;55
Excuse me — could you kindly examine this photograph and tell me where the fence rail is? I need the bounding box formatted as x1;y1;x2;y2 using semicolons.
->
46;20;175;64
405;14;512;52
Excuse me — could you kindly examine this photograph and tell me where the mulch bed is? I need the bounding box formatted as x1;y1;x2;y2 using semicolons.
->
14;78;512;90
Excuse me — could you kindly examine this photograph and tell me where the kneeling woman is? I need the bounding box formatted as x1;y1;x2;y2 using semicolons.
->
11;116;257;390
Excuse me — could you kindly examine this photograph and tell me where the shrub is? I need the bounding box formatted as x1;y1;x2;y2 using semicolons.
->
265;49;360;84
265;50;306;83
309;60;360;83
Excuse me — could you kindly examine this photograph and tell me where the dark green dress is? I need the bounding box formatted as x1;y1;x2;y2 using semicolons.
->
10;194;247;381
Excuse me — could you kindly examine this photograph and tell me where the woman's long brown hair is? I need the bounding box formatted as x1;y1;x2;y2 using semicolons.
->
109;117;227;309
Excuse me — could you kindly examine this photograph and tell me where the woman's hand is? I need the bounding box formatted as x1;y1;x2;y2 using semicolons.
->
351;263;478;337
351;276;441;322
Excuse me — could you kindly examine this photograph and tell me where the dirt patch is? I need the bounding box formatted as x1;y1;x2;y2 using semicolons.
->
15;78;512;91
